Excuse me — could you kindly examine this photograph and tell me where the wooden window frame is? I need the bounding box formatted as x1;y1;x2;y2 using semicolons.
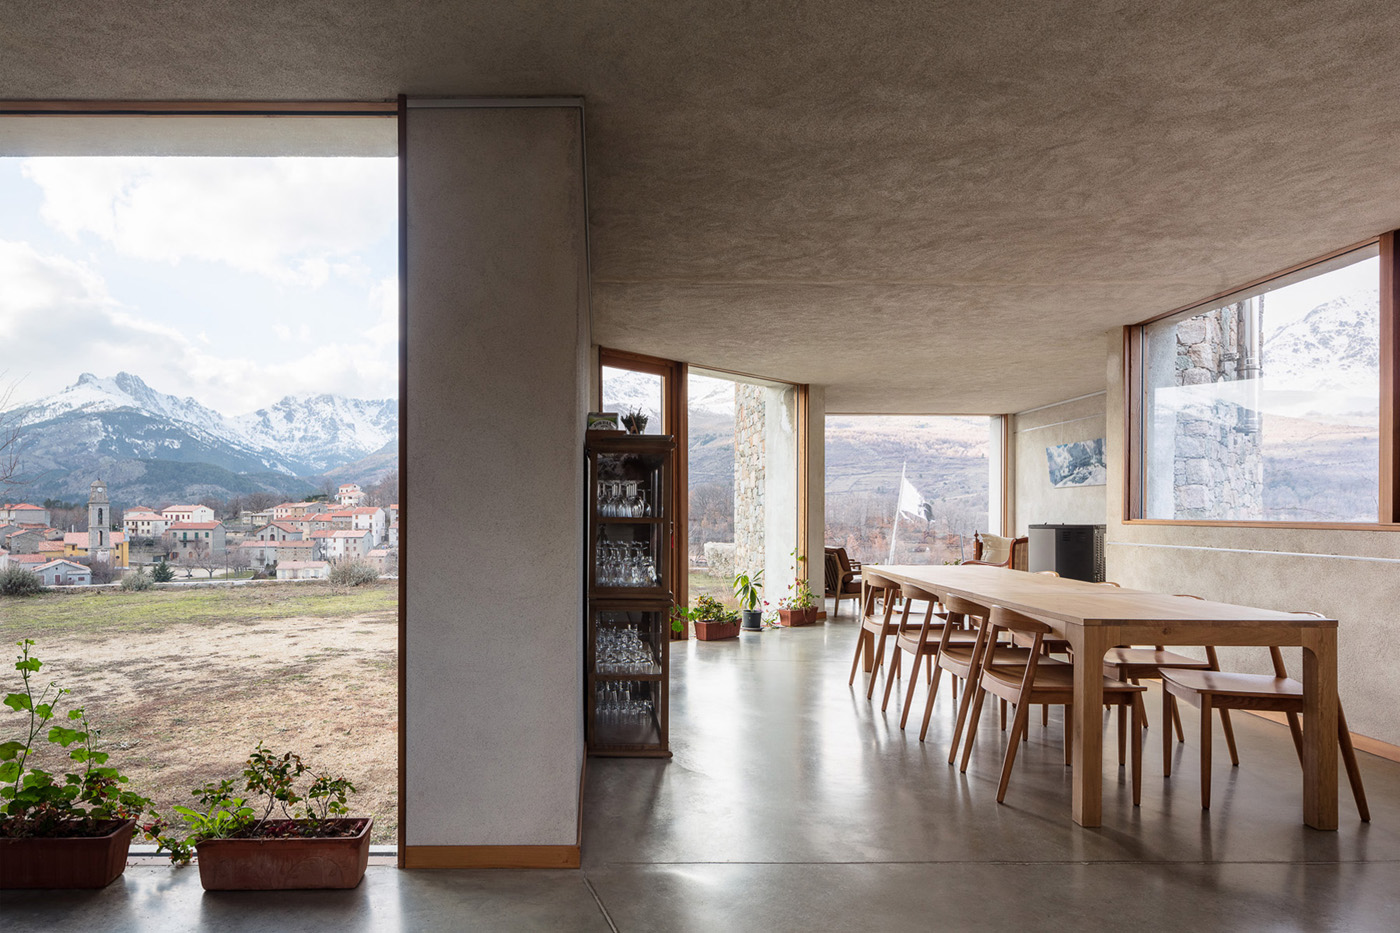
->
1124;230;1400;530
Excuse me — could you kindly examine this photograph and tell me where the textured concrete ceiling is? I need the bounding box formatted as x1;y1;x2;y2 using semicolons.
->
4;1;1399;412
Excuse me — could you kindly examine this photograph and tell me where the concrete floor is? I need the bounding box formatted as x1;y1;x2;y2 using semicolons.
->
6;610;1399;931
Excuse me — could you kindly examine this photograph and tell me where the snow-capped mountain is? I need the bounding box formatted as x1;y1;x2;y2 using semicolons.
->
6;372;397;501
1261;287;1379;420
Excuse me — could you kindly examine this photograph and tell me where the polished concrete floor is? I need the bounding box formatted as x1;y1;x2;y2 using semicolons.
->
6;610;1399;931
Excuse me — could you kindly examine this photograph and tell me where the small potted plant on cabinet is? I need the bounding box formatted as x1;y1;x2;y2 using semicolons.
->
682;595;742;641
149;742;370;890
1;639;152;889
732;569;764;631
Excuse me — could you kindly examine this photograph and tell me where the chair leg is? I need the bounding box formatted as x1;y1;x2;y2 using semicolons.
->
1117;701;1127;767
847;629;866;686
944;667;974;757
881;649;904;711
1042;705;1049;727
997;698;1034;803
904;658;942;731
999;698;1007;731
866;632;890;700
1162;688;1173;778
1131;699;1143;806
1200;696;1213;810
959;683;989;773
1218;708;1240;767
1337;706;1370;822
1171;693;1185;742
1131;679;1148;731
1285;711;1305;766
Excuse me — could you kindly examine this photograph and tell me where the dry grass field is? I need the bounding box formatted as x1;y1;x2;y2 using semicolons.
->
0;581;398;845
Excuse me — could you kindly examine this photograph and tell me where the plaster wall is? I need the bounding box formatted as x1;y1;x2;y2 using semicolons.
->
1011;394;1108;535
405;105;588;846
1104;332;1400;746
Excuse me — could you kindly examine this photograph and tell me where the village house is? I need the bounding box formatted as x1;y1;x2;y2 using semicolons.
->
122;507;170;539
161;504;216;524
63;531;130;568
251;521;304;542
336;483;366;507
325;529;372;562
163;521;227;560
272;501;317;521
365;547;396;574
276;559;330;581
348;507;386;545
34;558;91;587
239;508;276;527
2;528;44;555
387;520;399;549
0;503;51;526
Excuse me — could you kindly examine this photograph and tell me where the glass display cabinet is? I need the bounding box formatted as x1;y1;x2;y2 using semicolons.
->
585;432;675;757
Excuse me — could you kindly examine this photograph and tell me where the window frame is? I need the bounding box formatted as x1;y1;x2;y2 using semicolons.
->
1124;230;1400;529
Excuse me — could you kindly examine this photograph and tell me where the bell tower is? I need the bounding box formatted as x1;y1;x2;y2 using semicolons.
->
88;478;111;562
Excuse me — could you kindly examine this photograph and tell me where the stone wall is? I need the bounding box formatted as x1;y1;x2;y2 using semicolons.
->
1170;304;1263;519
733;383;766;580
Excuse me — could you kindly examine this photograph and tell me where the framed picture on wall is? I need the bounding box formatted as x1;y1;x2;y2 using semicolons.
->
1046;438;1107;487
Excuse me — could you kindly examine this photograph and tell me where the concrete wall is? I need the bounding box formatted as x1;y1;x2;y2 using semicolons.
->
806;387;826;596
405;104;588;848
1104;332;1400;746
1011;394;1108;535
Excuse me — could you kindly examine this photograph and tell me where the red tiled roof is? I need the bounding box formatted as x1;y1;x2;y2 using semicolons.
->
309;529;335;538
12;553;46;564
349;507;381;515
168;522;221;530
331;530;368;538
273;540;314;550
38;541;66;552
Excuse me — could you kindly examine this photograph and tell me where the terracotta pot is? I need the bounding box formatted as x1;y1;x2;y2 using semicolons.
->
0;818;135;889
778;607;816;627
195;818;372;891
693;619;740;640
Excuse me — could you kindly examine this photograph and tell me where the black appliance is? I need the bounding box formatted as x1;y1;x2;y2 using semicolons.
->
1027;524;1105;582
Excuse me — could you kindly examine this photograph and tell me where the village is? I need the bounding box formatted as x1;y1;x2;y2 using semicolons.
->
0;480;399;586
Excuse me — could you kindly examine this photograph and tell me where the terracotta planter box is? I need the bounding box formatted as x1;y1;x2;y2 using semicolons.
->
778;607;818;626
693;619;740;640
195;818;372;890
0;818;135;889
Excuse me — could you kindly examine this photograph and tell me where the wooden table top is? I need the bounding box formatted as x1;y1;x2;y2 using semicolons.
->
866;564;1336;629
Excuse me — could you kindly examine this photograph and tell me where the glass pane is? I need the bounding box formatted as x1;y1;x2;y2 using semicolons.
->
601;365;663;434
686;370;798;612
825;415;992;565
1143;247;1380;521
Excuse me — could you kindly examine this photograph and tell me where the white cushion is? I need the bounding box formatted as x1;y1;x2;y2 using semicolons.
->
979;533;1013;565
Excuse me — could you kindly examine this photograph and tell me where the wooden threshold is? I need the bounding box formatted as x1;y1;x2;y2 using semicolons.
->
1242;709;1400;764
403;845;581;870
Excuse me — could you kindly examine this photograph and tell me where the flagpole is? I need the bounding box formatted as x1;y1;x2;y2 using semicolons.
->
888;461;905;564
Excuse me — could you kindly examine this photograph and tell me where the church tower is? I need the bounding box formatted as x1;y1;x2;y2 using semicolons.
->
88;479;111;562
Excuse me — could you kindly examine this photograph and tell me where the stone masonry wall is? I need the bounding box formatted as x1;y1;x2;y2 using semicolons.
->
1172;304;1263;519
733;384;767;582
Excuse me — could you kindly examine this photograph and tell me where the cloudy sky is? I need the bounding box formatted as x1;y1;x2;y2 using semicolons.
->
0;155;397;415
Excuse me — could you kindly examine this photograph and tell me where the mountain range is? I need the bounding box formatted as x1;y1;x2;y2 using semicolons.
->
5;373;396;504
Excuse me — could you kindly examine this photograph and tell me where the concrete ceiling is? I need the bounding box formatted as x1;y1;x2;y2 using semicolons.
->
4;1;1399;413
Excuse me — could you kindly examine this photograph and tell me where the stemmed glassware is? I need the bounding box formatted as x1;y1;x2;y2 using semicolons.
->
595;623;659;675
594;681;655;725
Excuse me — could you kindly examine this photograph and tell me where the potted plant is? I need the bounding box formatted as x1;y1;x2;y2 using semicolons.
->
776;555;819;626
620;407;650;434
1;639;152;889
733;568;765;631
149;742;370;890
680;595;741;641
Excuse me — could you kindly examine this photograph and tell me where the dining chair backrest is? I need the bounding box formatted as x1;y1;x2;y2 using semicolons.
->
941;593;990;621
898;581;939;605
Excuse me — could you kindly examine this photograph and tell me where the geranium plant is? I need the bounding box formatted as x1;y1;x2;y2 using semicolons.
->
1;639;151;838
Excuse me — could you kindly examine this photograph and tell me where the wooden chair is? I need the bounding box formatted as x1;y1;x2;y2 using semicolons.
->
823;547;862;617
1158;611;1369;820
883;582;979;726
959;606;1146;805
847;570;902;699
964;533;1029;571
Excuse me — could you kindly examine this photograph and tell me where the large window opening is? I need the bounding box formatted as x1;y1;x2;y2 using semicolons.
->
0;113;400;845
825;415;1001;565
1134;239;1395;524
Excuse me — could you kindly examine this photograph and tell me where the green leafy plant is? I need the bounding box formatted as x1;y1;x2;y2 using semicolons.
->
732;569;764;611
149;742;359;864
620;408;650;433
671;595;739;631
777;552;816;610
0;565;46;597
0;640;151;837
150;558;176;583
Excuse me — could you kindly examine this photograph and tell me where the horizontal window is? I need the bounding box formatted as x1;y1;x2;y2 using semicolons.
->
1130;235;1397;526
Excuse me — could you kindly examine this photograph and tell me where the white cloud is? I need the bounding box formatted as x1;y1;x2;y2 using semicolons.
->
0;240;396;414
22;157;396;286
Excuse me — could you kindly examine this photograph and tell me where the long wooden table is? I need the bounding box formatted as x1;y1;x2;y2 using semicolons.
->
865;565;1339;830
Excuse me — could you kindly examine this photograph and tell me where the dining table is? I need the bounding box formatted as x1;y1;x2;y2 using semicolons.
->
862;564;1339;830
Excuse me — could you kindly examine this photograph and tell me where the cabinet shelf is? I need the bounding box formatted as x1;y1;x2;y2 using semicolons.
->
590;672;664;682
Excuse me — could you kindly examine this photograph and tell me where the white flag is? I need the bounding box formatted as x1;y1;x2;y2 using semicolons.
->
896;477;926;519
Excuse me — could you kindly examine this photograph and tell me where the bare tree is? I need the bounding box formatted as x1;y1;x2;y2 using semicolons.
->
226;546;251;578
0;374;25;489
189;540;220;579
366;470;399;507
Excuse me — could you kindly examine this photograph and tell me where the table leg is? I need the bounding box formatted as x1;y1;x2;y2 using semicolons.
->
1070;625;1110;827
1302;626;1339;831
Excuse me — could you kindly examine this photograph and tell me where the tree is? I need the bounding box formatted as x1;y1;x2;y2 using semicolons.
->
226;546;251;578
0;374;24;489
83;558;115;585
186;540;219;579
366;470;399;507
151;558;175;583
